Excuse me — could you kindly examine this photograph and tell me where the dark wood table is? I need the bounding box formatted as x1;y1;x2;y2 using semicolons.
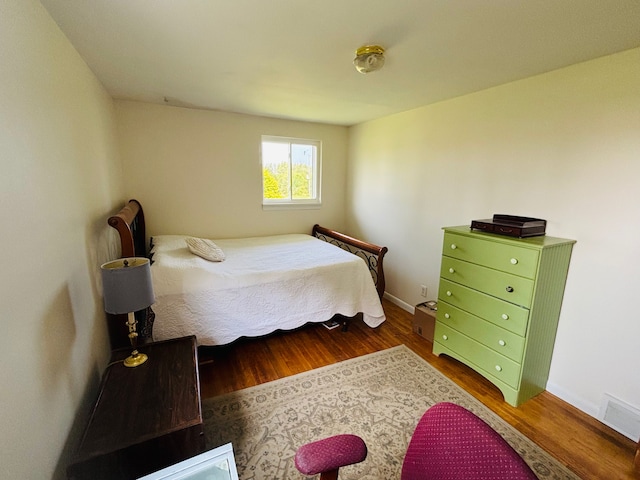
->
67;336;205;480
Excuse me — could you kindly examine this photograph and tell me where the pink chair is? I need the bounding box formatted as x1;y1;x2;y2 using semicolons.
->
295;402;538;480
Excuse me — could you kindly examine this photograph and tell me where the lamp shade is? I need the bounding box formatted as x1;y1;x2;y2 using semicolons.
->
100;257;155;314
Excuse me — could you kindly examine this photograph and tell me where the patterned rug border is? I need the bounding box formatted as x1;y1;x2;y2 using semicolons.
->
203;345;581;479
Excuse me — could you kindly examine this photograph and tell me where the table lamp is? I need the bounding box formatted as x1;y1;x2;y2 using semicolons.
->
101;257;155;367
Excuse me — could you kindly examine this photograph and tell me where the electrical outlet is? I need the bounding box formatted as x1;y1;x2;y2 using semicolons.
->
420;285;428;297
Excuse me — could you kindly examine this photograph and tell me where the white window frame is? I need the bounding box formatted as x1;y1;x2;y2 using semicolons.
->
261;135;322;210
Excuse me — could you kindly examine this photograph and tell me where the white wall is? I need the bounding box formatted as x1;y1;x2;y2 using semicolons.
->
116;101;349;239
346;48;640;419
0;1;124;478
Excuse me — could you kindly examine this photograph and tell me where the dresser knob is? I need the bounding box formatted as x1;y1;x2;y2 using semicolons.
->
506;286;514;293
501;314;509;320
444;313;450;319
449;268;455;274
510;258;518;265
498;340;506;346
450;244;457;250
446;291;452;297
495;365;502;372
442;335;448;341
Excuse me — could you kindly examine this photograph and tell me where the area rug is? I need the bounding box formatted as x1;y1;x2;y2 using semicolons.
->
203;345;580;479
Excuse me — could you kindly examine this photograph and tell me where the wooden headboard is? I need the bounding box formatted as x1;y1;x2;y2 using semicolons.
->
106;200;152;349
108;199;146;258
107;200;388;299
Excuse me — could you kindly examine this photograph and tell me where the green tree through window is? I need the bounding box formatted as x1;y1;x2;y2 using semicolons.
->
261;136;321;207
262;168;283;199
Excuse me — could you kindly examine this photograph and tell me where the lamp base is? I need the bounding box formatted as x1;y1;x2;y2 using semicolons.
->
123;350;148;367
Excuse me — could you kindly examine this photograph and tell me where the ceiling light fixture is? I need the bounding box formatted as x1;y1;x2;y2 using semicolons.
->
353;45;385;74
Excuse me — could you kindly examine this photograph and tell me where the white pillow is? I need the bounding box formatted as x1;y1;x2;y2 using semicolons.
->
185;237;225;262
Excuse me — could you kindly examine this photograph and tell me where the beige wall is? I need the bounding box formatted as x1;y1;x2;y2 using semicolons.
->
0;1;124;478
116;101;349;239
4;2;638;477
347;48;640;419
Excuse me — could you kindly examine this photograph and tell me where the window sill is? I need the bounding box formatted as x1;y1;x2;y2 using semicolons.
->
262;203;322;211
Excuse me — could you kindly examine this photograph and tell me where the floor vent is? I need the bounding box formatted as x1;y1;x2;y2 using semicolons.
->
598;394;640;441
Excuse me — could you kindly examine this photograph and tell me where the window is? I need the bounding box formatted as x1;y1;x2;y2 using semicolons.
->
261;136;321;209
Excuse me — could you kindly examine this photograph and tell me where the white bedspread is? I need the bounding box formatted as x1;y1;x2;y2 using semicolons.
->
149;234;386;345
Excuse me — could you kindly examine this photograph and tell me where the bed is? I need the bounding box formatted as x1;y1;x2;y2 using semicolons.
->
107;199;388;346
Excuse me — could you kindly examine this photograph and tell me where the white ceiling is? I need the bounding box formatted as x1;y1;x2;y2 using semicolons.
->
40;0;640;126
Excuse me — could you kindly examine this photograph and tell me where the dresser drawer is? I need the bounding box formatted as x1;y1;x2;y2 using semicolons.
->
443;232;539;279
434;323;521;388
436;302;525;363
440;257;534;307
438;279;529;336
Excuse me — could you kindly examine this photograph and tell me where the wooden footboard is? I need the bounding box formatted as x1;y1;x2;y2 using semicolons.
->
312;224;387;299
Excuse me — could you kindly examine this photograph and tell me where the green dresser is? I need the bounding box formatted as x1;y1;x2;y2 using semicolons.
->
433;226;575;407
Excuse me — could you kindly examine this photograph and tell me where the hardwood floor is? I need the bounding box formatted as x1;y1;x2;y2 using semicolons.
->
198;299;639;480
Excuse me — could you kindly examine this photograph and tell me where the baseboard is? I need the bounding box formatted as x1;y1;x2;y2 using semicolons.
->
383;292;414;314
546;381;600;419
548;385;640;441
